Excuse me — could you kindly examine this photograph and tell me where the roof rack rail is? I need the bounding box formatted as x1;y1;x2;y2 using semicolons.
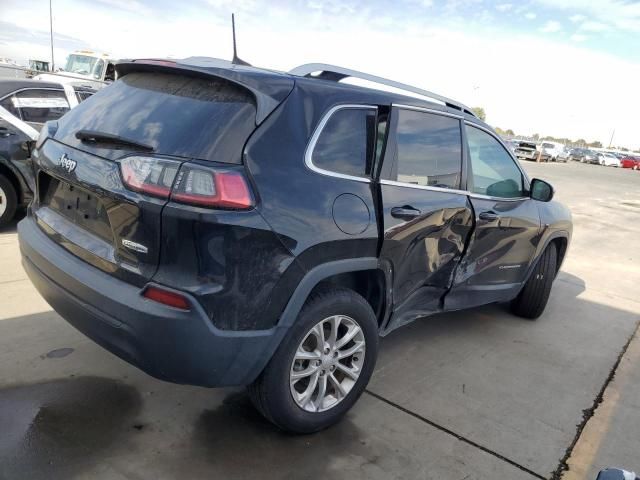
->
288;63;476;118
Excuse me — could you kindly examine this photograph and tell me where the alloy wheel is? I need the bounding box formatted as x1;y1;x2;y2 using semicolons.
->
0;185;7;218
289;315;366;413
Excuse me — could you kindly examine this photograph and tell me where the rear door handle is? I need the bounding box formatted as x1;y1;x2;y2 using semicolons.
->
479;211;500;222
391;206;421;220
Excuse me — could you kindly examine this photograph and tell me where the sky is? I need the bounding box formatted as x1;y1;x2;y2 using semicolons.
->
1;0;639;149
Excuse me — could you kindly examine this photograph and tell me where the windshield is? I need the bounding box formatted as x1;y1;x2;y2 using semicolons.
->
64;54;101;78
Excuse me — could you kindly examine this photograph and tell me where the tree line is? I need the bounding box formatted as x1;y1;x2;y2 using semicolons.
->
471;107;631;151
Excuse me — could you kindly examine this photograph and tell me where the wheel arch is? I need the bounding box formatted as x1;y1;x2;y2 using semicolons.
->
528;231;570;282
278;258;389;330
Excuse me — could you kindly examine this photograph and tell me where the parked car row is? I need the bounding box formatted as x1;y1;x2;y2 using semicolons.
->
510;140;640;170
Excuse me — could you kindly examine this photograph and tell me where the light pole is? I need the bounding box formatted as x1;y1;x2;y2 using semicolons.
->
608;128;615;149
49;0;55;71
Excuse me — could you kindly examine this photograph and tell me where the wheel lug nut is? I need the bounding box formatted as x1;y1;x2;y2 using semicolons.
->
333;351;338;357
324;347;330;354
330;365;335;371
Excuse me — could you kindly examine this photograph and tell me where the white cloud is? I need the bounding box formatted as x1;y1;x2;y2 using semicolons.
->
496;3;513;12
579;20;611;32
525;12;537;20
569;14;586;23
570;33;588;42
540;20;562;33
535;0;640;33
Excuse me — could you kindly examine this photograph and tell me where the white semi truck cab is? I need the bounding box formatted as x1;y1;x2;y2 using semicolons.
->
34;50;117;89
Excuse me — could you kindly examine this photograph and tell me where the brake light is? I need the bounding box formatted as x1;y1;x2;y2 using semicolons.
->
120;156;180;198
119;157;254;209
143;286;191;310
171;164;254;209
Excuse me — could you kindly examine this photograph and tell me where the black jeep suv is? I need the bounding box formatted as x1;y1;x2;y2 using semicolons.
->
18;57;572;433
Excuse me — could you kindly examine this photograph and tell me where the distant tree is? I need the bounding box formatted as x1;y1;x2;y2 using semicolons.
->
620;147;629;152
532;133;540;141
495;127;505;135
471;107;486;121
588;141;603;148
575;139;587;146
506;129;515;136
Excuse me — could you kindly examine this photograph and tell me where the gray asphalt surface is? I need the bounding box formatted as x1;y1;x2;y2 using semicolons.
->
0;160;638;480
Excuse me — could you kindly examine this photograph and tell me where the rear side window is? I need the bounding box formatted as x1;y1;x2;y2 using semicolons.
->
311;107;377;178
13;89;69;124
54;72;257;163
0;95;19;118
390;109;462;189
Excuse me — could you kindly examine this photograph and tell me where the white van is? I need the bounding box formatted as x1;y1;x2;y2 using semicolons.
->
540;141;566;162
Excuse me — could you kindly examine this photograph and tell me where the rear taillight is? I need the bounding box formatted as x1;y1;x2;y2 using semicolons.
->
120;156;180;199
119;157;254;209
143;285;191;311
171;164;253;209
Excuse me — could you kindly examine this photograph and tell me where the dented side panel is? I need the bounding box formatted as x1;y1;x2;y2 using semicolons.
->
444;196;542;311
379;184;474;332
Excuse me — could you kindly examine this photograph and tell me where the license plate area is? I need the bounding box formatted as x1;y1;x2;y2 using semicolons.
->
40;173;113;243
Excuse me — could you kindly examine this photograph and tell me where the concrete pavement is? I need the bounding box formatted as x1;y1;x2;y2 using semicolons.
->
0;161;638;480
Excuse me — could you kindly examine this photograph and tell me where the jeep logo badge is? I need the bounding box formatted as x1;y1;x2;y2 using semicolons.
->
58;153;77;174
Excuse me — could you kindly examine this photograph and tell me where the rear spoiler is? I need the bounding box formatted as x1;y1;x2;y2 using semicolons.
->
115;57;294;125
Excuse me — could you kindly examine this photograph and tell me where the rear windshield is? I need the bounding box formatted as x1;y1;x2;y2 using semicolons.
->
55;72;257;163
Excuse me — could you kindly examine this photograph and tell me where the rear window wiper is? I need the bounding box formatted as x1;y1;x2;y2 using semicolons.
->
75;129;154;152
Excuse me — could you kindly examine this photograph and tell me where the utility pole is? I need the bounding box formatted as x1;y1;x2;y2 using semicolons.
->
49;0;55;71
608;129;615;149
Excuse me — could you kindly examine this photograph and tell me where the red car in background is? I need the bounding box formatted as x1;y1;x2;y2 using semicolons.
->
620;156;640;170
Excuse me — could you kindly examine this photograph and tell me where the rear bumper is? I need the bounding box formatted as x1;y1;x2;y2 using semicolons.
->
18;215;288;387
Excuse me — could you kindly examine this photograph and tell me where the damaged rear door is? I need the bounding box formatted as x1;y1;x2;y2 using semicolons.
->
378;106;473;331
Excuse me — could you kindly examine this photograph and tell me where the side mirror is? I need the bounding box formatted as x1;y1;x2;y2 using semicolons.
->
530;178;554;202
596;468;638;480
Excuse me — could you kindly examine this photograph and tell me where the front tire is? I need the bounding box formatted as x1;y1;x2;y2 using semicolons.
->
0;175;18;228
248;287;379;433
511;244;558;320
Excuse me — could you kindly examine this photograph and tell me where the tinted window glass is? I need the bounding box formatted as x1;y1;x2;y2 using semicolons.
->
392;109;462;188
14;89;69;124
75;91;94;103
312;108;376;177
54;72;257;163
466;125;524;198
0;94;19;118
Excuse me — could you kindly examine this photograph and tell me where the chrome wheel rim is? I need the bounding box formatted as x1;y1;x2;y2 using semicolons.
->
290;315;366;413
0;186;7;218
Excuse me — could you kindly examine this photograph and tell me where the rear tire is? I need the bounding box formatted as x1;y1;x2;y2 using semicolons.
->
0;175;17;228
511;244;557;320
248;287;378;434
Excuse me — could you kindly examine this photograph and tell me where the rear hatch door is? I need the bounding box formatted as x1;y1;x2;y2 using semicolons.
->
33;69;270;286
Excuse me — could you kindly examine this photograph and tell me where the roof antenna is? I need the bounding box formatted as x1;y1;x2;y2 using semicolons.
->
231;13;251;66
